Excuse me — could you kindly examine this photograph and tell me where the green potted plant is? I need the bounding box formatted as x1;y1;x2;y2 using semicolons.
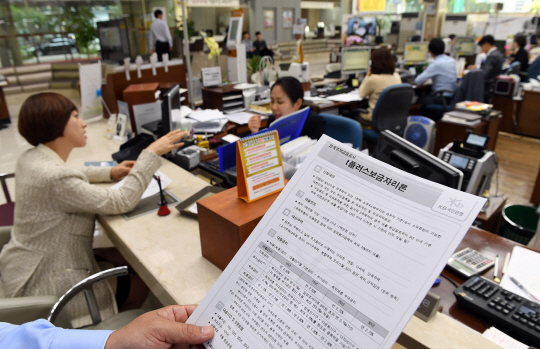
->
61;6;98;57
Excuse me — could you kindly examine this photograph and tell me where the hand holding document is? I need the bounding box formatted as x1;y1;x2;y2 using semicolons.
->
111;170;171;200
187;135;486;349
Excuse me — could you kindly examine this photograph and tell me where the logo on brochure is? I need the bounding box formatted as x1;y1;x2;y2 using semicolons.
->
296;191;305;198
216;301;224;311
448;198;464;208
314;166;322;173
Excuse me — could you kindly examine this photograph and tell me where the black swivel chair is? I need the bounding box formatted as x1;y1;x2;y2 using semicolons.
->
360;83;414;146
423;69;486;120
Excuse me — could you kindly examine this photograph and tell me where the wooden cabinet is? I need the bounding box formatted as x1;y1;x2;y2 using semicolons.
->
0;82;10;125
432;114;500;155
197;185;283;270
122;82;160;133
517;90;540;138
202;85;244;113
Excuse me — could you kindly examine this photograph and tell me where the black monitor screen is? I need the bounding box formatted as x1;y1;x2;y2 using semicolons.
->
376;131;463;190
161;84;180;136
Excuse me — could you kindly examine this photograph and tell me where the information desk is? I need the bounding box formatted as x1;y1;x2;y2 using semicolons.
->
77;118;513;347
95;160;506;348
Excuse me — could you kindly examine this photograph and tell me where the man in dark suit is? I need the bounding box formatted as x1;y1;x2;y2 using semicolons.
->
469;35;504;102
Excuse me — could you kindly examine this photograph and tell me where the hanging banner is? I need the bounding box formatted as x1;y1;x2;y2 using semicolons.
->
79;62;102;119
185;0;240;6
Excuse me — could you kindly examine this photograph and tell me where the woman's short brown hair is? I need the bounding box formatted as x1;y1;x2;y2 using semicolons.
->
370;48;395;75
18;93;77;146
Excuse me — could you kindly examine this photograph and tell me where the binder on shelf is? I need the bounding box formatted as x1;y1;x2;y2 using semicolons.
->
236;130;285;203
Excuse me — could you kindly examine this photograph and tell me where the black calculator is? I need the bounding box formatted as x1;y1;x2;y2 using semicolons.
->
447;248;495;278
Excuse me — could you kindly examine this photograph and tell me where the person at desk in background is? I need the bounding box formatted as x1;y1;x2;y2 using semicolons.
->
447;34;456;58
247;76;326;139
149;9;173;62
0;304;214;348
0;93;187;329
357;47;402;126
506;34;529;73
415;38;457;121
242;31;255;58
468;35;504;82
253;31;274;58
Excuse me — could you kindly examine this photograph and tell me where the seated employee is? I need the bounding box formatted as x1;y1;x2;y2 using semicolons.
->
248;76;326;140
448;34;456;58
253;31;274;58
469;35;504;100
357;47;402;126
0;304;214;348
242;31;255;58
506;34;529;73
0;93;186;329
415;38;457;121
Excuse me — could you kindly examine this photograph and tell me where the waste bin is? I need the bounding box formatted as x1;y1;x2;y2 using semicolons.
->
499;204;539;245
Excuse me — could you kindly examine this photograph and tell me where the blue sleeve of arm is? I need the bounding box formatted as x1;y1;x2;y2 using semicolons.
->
414;64;435;86
0;319;113;349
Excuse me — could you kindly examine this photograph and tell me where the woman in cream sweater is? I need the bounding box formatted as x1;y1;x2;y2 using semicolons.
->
0;93;186;328
358;47;402;125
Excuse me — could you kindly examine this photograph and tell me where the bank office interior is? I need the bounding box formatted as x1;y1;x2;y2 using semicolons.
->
1;0;540;344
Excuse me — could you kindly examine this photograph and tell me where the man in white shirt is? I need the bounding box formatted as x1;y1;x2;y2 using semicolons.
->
149;9;173;62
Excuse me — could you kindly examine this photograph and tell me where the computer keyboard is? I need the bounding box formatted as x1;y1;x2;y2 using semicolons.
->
454;276;540;347
198;159;237;187
199;158;221;173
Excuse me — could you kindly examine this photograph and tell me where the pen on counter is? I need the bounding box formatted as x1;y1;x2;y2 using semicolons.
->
502;252;511;275
510;276;540;303
493;254;500;283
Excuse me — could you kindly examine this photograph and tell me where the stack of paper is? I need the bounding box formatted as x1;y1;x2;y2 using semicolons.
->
111;170;171;200
281;136;317;167
187;108;224;122
304;96;335;108
500;246;540;301
483;327;528;349
225;111;255;125
326;90;362;102
191;118;228;133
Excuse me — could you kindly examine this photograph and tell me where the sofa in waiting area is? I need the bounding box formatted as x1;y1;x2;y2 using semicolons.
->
0;62;80;95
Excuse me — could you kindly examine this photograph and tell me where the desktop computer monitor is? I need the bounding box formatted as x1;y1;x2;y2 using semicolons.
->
376;130;463;190
341;47;370;76
454;37;476;56
404;42;428;65
161;84;180;136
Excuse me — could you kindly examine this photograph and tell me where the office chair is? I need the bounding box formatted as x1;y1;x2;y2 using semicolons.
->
0;173;15;228
319;113;363;149
505;61;521;75
421;89;455;122
523;55;540;83
358;84;414;145
452;69;485;106
423;70;486;120
0;265;148;330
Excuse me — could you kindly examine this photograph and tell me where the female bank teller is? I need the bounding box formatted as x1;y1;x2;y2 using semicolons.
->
0;93;187;328
357;47;402;126
248;76;326;139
